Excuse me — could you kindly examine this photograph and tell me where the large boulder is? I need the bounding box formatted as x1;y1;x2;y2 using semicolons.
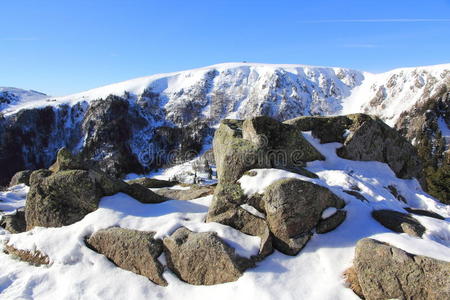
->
286;114;425;185
213;117;324;184
26;169;113;229
353;238;450;300
26;166;166;230
262;178;345;255
372;209;425;237
86;228;166;286
163;227;253;285
8;170;32;187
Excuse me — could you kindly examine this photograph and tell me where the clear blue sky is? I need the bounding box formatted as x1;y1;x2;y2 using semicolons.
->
1;0;450;96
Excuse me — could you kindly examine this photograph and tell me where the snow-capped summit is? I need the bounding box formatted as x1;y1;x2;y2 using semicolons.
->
0;87;48;111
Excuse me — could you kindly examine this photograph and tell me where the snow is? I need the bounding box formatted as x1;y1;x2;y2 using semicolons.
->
240;204;265;219
0;184;29;214
0;87;48;111
3;63;448;131
321;207;338;219
0;131;449;299
341;64;450;126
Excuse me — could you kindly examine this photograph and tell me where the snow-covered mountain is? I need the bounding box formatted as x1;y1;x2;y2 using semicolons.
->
0;87;48;111
0;63;449;195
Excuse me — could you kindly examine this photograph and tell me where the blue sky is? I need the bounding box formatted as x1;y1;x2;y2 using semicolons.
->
1;0;449;96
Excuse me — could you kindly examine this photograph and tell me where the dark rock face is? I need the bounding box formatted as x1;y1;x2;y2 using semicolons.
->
163;227;253;285
80;96;144;178
0;94;213;186
372;209;425;237
395;88;449;203
8;170;32;187
262;178;345;255
353;238;450;300
86;227;167;286
0;208;26;233
0;105;82;186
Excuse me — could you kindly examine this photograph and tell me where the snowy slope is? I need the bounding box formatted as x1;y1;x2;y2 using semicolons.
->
3;63;449;128
0;133;449;300
0;87;48;111
341;64;450;126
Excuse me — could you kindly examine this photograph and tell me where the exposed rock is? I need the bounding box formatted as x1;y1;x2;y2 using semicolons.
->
395;88;449;203
126;177;179;188
26;169;107;229
49;147;89;173
163;227;253;285
206;183;273;259
343;267;365;299
386;184;406;203
3;244;50;265
153;185;214;201
343;190;368;202
0;208;26;233
213;117;323;184
86;227;166;286
8;170;32;187
404;207;445;220
80;96;145;178
285;115;353;143
123;183;167;204
372;209;425;237
29;169;52;186
336;115;424;185
262;178;345;255
353;238;450;300
25;168;166;229
316;210;347;234
287;114;425;186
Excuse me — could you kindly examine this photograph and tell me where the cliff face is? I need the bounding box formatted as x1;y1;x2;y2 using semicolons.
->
0;63;449;202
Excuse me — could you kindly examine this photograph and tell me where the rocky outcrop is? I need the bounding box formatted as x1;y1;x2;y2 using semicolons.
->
395;88;449;203
163;227;253;285
372;209;425;237
263;178;345;255
287;114;425;185
126;177;179;188
208;116;350;256
86;228;166;286
0;208;26;233
214;117;324;184
153;185;214;201
25;149;166;230
8;170;32;187
352;238;450;300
